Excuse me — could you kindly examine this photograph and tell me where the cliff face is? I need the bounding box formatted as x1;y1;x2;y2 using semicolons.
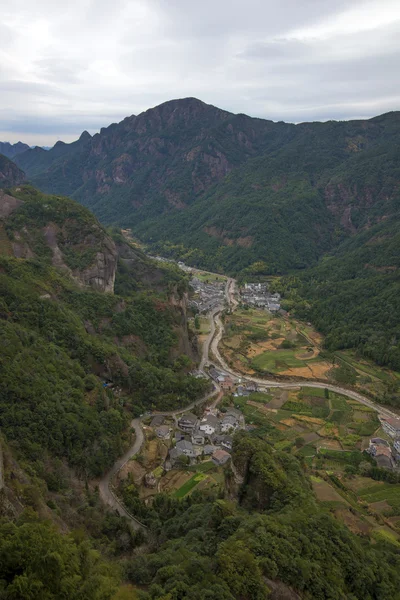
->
0;155;25;188
0;187;117;293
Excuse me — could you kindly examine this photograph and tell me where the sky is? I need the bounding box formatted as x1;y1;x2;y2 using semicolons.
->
1;0;400;145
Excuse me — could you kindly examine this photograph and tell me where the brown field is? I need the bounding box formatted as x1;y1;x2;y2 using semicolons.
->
312;479;348;503
247;400;277;414
335;508;372;535
159;470;191;493
294;415;325;426
280;362;331;379
370;500;392;514
317;439;342;450
280;418;298;427
303;432;320;443
266;396;287;409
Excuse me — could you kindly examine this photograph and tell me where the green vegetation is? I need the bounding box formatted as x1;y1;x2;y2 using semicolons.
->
173;473;207;498
120;434;400;599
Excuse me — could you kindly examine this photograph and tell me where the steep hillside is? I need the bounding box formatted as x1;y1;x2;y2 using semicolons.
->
16;97;295;222
15;100;400;276
0;154;25;188
280;212;400;373
0;141;30;159
0;186;206;479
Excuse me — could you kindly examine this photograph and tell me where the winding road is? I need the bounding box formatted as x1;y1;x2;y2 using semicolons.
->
99;272;398;527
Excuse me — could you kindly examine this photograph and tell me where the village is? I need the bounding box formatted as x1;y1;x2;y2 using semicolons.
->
188;276;226;313
239;282;282;312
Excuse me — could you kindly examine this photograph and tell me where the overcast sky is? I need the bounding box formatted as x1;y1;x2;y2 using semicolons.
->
1;0;400;145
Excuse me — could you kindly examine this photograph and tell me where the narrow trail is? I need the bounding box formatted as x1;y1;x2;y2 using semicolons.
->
99;271;397;527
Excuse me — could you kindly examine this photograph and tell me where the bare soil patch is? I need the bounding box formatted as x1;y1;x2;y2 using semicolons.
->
160;470;191;493
335;508;372;535
280;418;298;427
312;479;348;503
303;432;320;444
317;438;342;450
117;460;146;485
370;500;392;513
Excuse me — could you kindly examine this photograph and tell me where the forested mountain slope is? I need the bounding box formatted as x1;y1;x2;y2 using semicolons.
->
0;185;206;481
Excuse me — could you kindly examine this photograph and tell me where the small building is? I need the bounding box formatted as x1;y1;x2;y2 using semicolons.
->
178;412;198;431
203;444;216;456
221;377;234;391
176;440;195;458
212;449;231;466
380;417;400;438
221;415;238;433
394;438;400;454
221;435;233;451
150;415;164;428
209;367;220;381
156;425;170;440
199;415;220;436
192;431;205;445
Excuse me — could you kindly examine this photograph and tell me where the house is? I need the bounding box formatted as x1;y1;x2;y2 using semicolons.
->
394;438;400;454
245;382;258;392
221;377;234;391
380;417;400;438
209;367;220;381
175;431;185;443
156;425;170;440
203;444;216;455
199;415;220;436
368;439;394;469
150;415;164;428
221;415;238;433
176;440;195;458
212;449;231;466
178;412;198;431
225;407;243;421
192;431;205;445
221;435;233;451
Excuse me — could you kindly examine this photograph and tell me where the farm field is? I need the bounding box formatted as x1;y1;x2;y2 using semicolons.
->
221;307;400;401
193;271;227;283
234;386;400;538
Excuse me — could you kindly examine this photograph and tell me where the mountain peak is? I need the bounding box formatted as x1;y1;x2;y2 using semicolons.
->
79;130;92;142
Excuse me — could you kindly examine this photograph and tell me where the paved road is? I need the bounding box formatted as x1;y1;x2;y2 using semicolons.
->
98;419;145;530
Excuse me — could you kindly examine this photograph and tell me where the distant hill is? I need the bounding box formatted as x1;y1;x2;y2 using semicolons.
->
0;154;25;188
0;140;30;159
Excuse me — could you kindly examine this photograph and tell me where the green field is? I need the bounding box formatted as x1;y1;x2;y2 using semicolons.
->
251;349;306;372
194;271;226;283
173;473;207;498
358;483;400;513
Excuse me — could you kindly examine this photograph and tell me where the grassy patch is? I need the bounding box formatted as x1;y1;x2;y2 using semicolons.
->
173;473;207;498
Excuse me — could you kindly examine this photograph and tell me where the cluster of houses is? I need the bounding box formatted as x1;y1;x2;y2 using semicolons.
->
189;277;225;313
153;406;245;471
240;283;281;312
367;416;400;469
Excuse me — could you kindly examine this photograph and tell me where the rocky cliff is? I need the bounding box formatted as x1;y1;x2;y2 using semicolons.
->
0;155;25;188
0;186;117;293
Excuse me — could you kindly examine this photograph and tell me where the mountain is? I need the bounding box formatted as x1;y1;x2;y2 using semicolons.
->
15;100;400;275
13;99;400;370
0;140;30;159
0;154;25;188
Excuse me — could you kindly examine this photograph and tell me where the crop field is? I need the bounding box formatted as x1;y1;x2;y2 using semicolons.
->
358;483;400;513
173;473;207;498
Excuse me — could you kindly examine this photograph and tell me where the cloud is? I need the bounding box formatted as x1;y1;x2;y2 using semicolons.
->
0;0;399;143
